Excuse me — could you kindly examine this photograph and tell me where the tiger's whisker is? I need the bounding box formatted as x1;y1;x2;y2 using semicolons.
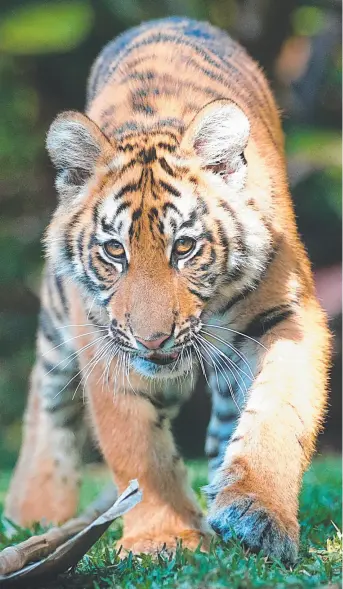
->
201;329;254;379
44;334;107;377
203;323;268;351
191;339;210;387
125;353;136;394
42;329;108;357
56;322;108;330
87;295;97;321
198;333;248;401
197;337;241;414
54;337;107;401
78;340;113;402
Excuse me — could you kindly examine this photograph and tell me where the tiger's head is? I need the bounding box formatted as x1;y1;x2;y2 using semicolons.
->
46;99;272;379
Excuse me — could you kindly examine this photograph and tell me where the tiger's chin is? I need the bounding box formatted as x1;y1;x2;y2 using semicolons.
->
131;354;192;380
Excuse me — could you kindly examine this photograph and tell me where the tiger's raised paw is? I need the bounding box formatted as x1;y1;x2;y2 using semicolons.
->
119;529;210;557
208;496;299;565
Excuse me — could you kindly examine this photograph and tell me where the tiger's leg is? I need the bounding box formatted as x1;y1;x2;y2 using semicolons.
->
206;305;330;563
82;358;209;554
205;369;240;481
5;270;84;526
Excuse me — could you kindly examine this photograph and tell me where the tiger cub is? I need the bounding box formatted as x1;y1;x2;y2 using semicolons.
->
6;18;330;563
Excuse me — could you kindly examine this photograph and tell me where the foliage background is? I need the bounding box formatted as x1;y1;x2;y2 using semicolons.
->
0;0;341;467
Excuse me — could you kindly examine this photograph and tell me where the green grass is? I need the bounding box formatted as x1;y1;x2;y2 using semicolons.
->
0;456;342;588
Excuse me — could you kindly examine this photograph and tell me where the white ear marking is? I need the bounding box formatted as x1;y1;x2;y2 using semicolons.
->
193;103;250;164
46;119;101;172
182;100;250;191
46;111;113;201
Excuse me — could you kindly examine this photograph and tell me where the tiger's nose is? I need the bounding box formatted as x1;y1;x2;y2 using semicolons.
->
135;333;171;350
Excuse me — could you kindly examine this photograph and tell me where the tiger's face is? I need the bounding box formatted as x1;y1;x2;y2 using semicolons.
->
46;100;272;378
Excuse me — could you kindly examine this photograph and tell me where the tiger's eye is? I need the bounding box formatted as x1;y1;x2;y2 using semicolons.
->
104;240;126;261
173;237;196;258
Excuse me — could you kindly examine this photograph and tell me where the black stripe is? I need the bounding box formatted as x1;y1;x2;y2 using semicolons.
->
180;209;197;229
214;408;238;421
157;142;177;152
119;72;221;104
45;398;75;413
77;229;86;262
218;284;254;315
132;207;143;221
117;142;136;153
177;325;191;339
41;358;64;375
258;237;282;283
218;240;281;315
88;253;112;284
138;147;157;164
231;434;243;443
218;202;248;263
54;274;68;312
101;216;114;233
115;201;131;217
199;248;217;272
187;244;206;265
162;202;182;217
159;157;176;177
115;158;138;177
39;308;61;345
113;181;141;200
137;390;180;411
120;69;156;83
131;95;155;116
189;288;210;302
128;207;143;240
46;271;63;323
63;210;82;262
159;180;181;197
244;306;294;339
206;448;219;459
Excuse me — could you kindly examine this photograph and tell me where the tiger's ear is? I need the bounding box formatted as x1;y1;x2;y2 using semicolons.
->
181;99;250;189
46;111;114;200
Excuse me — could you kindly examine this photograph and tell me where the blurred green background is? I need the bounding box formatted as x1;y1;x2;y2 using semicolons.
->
0;0;341;467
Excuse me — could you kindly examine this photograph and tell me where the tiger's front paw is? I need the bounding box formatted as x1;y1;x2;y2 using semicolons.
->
208;494;299;564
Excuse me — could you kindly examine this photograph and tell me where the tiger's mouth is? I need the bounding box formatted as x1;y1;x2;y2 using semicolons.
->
140;351;179;365
130;348;193;379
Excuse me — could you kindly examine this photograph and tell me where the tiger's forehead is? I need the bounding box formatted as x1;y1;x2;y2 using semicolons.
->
110;128;181;159
104;131;189;189
96;136;202;246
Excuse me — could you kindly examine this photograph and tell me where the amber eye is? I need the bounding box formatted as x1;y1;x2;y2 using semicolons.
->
103;240;126;261
173;237;196;258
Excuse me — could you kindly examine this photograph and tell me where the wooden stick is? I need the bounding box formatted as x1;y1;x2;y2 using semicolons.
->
0;484;118;576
